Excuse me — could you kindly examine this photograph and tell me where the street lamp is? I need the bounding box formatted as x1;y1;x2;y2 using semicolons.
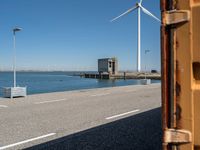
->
144;50;150;79
13;27;22;87
2;27;27;98
141;49;151;85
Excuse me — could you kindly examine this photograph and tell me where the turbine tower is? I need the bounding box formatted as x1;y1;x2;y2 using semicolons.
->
111;0;160;72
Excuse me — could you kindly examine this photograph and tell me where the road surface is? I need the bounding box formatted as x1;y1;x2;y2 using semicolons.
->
0;84;162;150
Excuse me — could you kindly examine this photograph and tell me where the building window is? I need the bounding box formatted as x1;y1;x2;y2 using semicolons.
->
109;62;112;68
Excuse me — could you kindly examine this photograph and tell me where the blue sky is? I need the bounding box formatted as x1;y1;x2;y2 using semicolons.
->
0;0;160;71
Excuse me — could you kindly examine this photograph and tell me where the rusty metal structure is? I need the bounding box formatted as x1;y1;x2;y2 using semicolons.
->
161;0;200;150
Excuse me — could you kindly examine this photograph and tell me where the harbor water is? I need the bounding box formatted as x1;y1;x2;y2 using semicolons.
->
0;71;160;97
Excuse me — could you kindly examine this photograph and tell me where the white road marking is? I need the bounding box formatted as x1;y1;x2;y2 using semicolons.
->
0;105;8;108
125;90;137;93
34;99;66;104
0;133;56;150
90;93;110;97
106;109;140;120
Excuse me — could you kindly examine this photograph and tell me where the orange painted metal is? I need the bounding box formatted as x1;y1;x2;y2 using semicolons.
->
161;0;200;150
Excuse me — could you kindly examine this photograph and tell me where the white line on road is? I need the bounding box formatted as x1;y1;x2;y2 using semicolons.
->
0;133;56;150
125;90;137;93
90;93;110;97
34;99;67;104
106;109;140;120
0;105;8;108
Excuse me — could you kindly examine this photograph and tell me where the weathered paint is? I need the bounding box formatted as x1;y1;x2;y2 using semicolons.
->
161;0;200;149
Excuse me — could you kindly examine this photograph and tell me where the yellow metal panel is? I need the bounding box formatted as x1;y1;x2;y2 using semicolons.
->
161;0;200;149
193;0;200;3
194;90;200;146
176;19;193;150
175;1;200;149
192;6;200;62
192;4;200;148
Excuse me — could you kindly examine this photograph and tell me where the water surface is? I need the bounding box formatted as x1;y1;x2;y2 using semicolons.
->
0;71;160;96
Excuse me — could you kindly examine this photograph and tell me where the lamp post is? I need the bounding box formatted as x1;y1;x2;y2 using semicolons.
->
13;27;22;87
2;27;27;98
140;49;151;85
144;50;150;79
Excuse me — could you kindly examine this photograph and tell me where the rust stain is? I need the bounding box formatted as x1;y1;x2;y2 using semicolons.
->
193;0;200;3
161;0;200;149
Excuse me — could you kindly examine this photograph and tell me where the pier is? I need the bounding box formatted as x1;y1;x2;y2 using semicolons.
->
83;73;110;79
0;84;161;150
83;72;161;80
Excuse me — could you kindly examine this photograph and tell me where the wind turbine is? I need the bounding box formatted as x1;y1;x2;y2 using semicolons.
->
111;0;160;72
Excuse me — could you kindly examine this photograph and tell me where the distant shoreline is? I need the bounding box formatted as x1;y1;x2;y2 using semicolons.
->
0;70;160;73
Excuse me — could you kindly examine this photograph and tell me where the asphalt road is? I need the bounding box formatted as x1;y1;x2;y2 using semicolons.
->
0;84;162;150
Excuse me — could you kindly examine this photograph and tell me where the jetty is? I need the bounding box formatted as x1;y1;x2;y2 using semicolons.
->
82;57;161;80
83;72;161;80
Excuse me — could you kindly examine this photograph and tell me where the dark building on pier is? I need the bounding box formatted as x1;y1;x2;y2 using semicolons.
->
98;58;118;75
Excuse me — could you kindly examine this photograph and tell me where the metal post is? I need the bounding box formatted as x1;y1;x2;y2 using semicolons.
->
12;27;22;88
145;50;150;79
2;27;26;99
13;31;16;87
138;7;141;72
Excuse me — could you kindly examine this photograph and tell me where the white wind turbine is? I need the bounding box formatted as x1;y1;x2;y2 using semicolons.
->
111;0;160;72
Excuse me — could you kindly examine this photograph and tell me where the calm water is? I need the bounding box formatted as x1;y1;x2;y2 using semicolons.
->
0;72;160;96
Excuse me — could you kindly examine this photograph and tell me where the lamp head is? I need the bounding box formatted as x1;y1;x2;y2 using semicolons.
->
13;27;22;34
145;50;150;54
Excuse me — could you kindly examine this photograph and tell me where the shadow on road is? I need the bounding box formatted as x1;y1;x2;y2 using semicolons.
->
27;107;162;150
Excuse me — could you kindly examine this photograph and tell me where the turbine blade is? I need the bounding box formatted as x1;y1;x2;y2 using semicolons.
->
140;0;143;4
110;6;138;22
140;6;161;22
